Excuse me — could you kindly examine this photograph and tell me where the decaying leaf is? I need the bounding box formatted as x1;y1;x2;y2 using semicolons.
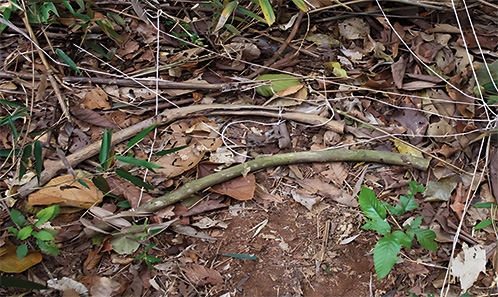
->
182;264;223;286
211;173;256;201
451;243;486;292
28;172;103;210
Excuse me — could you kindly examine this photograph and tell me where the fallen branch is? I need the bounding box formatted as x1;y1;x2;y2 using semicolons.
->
17;104;344;197
136;149;430;213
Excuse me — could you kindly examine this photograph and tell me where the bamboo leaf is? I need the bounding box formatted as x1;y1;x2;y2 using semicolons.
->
55;49;82;75
214;0;238;32
127;124;156;148
291;0;307;12
258;0;275;26
33;140;43;182
115;156;163;171
115;168;153;190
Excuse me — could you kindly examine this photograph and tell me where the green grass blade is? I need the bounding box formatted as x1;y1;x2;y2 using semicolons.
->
55;49;82;75
236;7;266;23
258;0;275;26
115;168;153;190
127;124;156;148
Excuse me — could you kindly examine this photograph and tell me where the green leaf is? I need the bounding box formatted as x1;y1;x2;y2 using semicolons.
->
7;226;19;237
391;230;412;249
155;145;187;156
107;12;126;27
474;220;493;230
92;175;110;193
117;200;131;208
33;140;43;181
0;148;20;157
145;255;162;263
358;186;386;221
413;228;438;251
115;168;153;190
35;205;60;227
99;129;113;170
258;0;275;26
56;49;82;75
222;253;258;260
0;275;48;289
16;244;28;260
110;234;140;255
473;202;496;208
18;226;33;240
32;230;55;242
127;124;156;148
0;7;13;34
361;219;391;236
77;178;89;189
407;181;424;196
255;74;301;97
115;156;163;171
19;144;32;181
291;0;307;12
373;235;402;279
36;239;60;255
235;7;266;23
10;209;26;226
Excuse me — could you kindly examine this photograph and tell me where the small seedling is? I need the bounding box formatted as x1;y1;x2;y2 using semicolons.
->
358;181;437;279
7;205;61;259
135;243;162;269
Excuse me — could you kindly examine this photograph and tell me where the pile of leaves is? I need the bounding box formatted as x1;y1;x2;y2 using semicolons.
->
1;0;498;296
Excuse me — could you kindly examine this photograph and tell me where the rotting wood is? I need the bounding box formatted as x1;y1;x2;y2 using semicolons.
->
135;149;430;213
16;104;344;197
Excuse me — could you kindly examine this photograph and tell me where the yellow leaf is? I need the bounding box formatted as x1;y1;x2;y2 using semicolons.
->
0;241;42;273
392;139;424;158
258;0;275;26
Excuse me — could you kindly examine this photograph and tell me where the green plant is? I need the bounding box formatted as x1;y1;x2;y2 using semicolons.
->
135;243;162;269
358;181;438;279
94;127;186;193
472;202;497;230
7;205;60;259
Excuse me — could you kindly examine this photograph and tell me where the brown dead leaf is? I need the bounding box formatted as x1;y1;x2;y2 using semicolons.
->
315;162;348;186
84;249;103;271
155;139;207;179
0;240;42;273
182;198;229;217
78;275;122;297
181;264;223;286
391;55;407;88
254;183;283;204
82;87;111;110
296;178;358;207
71;106;118;129
450;182;465;219
28;172;103;209
211;173;256;201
